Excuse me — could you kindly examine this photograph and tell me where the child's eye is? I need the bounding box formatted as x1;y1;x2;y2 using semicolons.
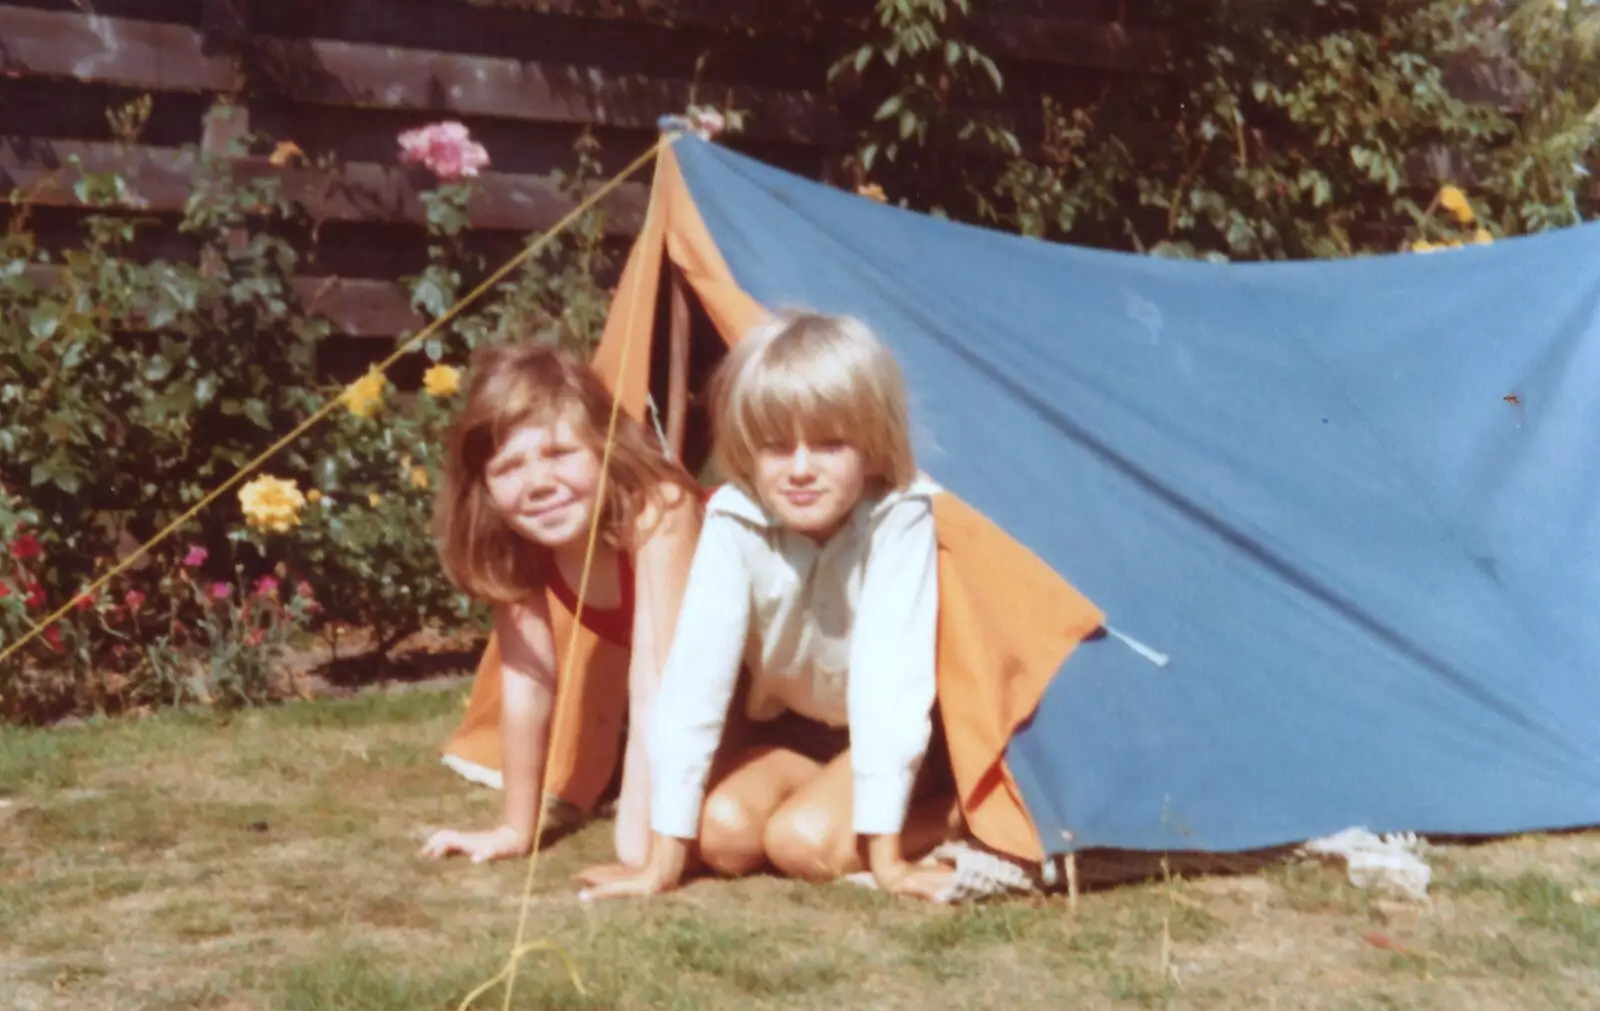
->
813;439;848;453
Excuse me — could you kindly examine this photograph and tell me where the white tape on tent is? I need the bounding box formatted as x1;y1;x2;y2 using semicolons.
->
1106;625;1171;668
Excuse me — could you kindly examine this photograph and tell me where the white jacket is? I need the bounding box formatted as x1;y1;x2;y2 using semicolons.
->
648;475;942;838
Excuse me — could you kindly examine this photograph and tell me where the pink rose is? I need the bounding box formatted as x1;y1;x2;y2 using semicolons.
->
183;545;208;568
253;575;280;598
398;121;490;181
124;589;146;610
210;582;232;600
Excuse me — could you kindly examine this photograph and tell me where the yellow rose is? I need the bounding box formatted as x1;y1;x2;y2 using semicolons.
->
341;370;387;418
1409;239;1437;254
1436;184;1474;226
409;466;430;489
856;183;887;203
1473;227;1493;245
307;488;323;503
238;475;306;534
423;363;462;398
368;493;383;507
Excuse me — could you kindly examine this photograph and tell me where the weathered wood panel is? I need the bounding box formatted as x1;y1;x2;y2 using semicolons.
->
0;0;1161;349
1;137;649;235
0;7;825;143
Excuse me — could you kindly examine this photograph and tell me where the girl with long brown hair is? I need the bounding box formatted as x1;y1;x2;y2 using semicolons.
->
420;342;701;867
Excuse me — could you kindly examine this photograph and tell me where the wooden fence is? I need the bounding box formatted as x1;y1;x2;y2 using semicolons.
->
1;0;1160;378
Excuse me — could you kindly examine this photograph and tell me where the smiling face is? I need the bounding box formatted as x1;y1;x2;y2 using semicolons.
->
753;435;869;541
483;413;603;551
709;312;919;542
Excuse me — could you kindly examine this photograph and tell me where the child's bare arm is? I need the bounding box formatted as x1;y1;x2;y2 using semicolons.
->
421;597;558;863
614;488;703;865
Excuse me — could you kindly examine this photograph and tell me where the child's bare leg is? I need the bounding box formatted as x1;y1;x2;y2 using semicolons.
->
697;745;823;877
761;750;855;881
764;749;964;882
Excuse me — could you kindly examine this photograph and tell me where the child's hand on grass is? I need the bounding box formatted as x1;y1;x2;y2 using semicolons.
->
576;834;689;901
419;825;529;863
868;834;952;902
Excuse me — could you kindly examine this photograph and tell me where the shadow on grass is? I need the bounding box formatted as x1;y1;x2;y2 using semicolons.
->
311;644;484;692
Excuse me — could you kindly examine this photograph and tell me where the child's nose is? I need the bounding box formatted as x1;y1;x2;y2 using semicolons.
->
791;444;816;475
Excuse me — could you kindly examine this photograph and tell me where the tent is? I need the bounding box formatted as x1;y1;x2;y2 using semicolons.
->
444;133;1600;867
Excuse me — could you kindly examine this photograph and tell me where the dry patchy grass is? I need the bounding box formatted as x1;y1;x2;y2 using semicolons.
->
3;686;1599;1010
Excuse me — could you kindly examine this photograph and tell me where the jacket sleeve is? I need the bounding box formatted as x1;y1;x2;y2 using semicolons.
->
846;493;939;835
646;512;753;839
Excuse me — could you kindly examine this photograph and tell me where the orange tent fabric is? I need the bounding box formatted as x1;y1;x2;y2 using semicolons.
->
442;591;632;812
439;140;1105;861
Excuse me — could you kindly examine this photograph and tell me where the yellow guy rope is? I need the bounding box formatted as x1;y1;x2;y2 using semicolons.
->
0;136;670;668
456;132;673;1011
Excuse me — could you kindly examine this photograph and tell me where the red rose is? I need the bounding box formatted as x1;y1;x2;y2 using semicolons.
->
9;534;41;560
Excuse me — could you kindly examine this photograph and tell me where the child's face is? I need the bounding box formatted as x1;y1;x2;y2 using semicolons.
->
484;414;602;552
753;436;868;541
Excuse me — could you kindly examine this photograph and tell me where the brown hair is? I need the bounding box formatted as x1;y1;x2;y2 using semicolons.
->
435;342;700;605
708;309;918;496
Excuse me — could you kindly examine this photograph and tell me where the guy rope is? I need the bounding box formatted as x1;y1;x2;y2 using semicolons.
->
2;128;684;1010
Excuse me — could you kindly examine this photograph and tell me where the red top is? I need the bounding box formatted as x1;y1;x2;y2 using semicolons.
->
544;484;715;648
548;552;635;648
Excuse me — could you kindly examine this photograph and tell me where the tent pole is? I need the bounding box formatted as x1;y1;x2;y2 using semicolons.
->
665;266;691;460
1067;852;1080;909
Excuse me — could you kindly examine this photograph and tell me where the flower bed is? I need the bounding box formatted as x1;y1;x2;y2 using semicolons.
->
1;118;616;723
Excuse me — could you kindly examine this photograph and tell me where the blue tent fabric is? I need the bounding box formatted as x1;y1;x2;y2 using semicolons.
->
672;137;1600;855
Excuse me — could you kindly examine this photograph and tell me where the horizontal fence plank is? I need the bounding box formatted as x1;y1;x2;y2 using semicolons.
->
0;7;825;144
24;263;426;338
0;0;203;27
0;5;237;90
240;33;823;144
249;0;827;94
0;137;650;235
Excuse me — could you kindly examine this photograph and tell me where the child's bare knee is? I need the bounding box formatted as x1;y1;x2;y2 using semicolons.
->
764;804;852;882
698;793;765;877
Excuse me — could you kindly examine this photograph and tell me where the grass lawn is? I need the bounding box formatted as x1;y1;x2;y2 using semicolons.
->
3;682;1600;1010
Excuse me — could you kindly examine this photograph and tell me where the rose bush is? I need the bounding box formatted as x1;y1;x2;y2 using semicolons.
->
1;115;617;721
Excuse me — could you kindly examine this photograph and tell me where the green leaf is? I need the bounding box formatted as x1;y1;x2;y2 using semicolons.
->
29;303;62;344
144;355;174;383
411;274;452;319
899;108;919;140
978;56;1003;92
875;94;905;121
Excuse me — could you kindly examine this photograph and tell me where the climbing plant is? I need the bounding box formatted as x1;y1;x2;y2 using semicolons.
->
833;0;1600;258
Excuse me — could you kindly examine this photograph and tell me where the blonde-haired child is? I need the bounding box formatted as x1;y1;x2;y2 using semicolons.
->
581;310;961;901
420;343;702;867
